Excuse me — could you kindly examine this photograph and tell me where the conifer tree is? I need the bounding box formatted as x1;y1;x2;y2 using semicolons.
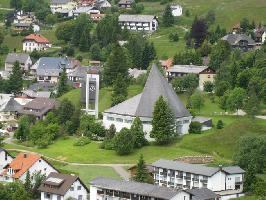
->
162;4;174;27
151;96;176;144
133;154;151;183
103;44;131;86
57;67;69;97
142;42;156;69
8;61;23;95
131;117;147;148
111;74;128;106
24;171;32;196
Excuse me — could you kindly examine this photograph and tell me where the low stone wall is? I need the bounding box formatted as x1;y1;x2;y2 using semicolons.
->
174;155;214;164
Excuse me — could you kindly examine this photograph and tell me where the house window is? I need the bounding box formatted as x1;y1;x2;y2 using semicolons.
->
57;195;61;200
77;186;82;190
39;159;41;162
70;187;74;191
116;118;123;122
45;193;51;199
107;116;114;121
78;195;83;200
208;75;211;78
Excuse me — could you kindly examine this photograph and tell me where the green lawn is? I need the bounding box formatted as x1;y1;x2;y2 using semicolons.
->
149;26;187;58
3;34;24;52
58;84;143;112
0;0;10;8
4;116;266;164
53;163;121;186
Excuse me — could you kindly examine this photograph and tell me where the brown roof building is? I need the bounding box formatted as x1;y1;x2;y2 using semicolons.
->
38;172;89;200
19;97;57;119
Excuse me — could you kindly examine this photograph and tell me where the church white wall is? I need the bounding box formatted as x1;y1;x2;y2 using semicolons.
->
103;113;192;140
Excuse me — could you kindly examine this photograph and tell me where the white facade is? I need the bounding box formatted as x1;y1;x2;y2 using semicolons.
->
119;18;158;32
153;167;244;199
50;1;77;14
23;40;52;52
90;185;190;200
171;5;183;17
41;179;87;200
1;157;57;183
103;113;192;140
262;32;266;44
0;150;13;172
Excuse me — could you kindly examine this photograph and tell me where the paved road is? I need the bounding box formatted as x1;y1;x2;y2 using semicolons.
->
0;7;14;11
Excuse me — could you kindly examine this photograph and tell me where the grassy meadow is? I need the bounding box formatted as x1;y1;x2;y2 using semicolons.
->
4;116;266;164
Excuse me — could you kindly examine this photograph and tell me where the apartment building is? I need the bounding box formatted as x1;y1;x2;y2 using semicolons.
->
151;159;245;200
118;14;158;32
90;177;219;200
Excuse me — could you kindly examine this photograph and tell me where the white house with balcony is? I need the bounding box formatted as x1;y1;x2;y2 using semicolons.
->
103;64;192;141
152;159;245;200
90;177;219;200
38;172;89;200
118;14;158;32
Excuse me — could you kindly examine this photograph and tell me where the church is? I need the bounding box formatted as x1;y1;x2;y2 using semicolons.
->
103;64;192;141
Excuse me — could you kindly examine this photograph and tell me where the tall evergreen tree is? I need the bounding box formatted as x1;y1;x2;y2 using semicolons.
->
131;117;147;148
190;16;208;48
111;74;128;106
103;44;131;85
57;67;69;97
57;99;75;124
151;96;176;144
133;154;151;183
8;61;23;95
24;171;32;196
142;42;156;69
126;34;145;68
162;4;174;27
79;26;91;51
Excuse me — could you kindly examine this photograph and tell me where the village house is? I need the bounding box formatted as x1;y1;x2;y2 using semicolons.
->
73;6;100;18
32;57;80;83
21;90;51;98
23;34;52;52
152;159;245;200
94;0;112;9
5;53;32;72
167;65;216;91
0;152;57;183
118;0;134;9
68;66;89;88
50;0;77;15
221;33;256;51
118;14;158;32
254;27;266;45
39;172;89;200
28;82;57;92
78;0;96;6
90;177;219;200
18;97;57;120
0;94;22;123
0;148;13;172
103;64;192;140
90;13;105;22
170;4;183;17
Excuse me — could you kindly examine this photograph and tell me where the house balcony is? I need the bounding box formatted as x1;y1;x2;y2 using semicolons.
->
184;176;191;180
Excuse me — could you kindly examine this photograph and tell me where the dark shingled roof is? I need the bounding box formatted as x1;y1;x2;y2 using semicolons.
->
186;188;219;200
152;159;245;177
91;177;181;199
2;98;22;112
105;64;191;118
222;34;256;46
5;53;30;64
38;172;89;196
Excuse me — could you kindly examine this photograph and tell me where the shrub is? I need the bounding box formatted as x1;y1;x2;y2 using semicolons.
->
169;32;179;42
113;128;135;155
216;120;224;129
74;136;91;146
189;121;202;134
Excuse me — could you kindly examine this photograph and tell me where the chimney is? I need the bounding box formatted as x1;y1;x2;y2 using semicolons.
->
23;153;27;158
219;164;223;171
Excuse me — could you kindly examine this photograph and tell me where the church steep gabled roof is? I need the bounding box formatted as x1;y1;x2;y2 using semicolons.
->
105;64;190;118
